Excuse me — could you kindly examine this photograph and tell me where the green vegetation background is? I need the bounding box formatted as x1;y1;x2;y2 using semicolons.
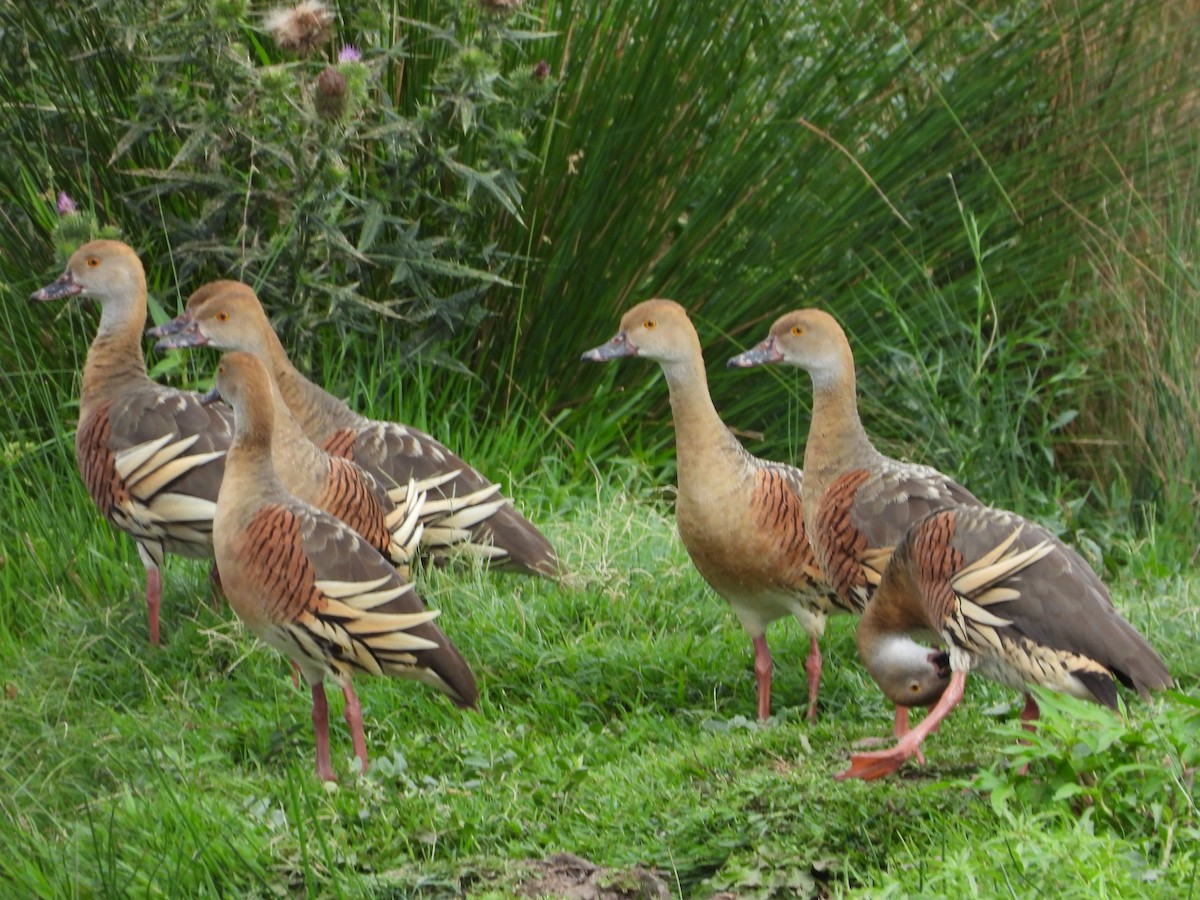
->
0;0;1197;896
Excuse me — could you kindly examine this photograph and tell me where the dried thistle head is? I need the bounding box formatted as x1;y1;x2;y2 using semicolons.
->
265;0;334;56
314;67;348;120
478;0;523;13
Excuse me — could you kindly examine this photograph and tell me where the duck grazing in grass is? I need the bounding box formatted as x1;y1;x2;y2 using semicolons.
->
206;351;478;781
582;299;844;721
728;308;979;736
836;503;1173;780
30;240;231;645
150;281;561;579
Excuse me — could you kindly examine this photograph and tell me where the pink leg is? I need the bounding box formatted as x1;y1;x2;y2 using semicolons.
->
1019;692;1040;732
207;563;225;608
804;636;822;722
145;566;162;646
836;670;967;781
311;682;336;782
342;683;368;774
893;706;927;766
1016;692;1040;775
752;635;772;721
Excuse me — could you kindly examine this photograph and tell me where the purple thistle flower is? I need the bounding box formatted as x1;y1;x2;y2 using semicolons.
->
338;44;361;64
56;191;78;215
532;60;550;82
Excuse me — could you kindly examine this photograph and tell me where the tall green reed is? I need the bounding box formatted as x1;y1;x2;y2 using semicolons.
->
493;0;1196;540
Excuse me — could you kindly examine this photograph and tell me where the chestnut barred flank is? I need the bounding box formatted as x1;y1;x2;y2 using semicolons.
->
212;352;477;781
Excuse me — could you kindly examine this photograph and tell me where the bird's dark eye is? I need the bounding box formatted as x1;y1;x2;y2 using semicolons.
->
215;311;230;322
86;256;100;268
791;324;805;336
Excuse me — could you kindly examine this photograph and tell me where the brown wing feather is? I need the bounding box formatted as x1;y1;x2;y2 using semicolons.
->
319;456;393;560
104;385;232;503
74;387;231;563
322;427;358;459
237;501;478;706
848;463;980;551
330;421;560;577
942;506;1172;699
817;463;981;612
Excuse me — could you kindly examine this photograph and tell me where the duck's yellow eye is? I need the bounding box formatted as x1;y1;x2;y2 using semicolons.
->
86;256;100;268
791;324;805;336
909;682;921;693
643;319;656;329
215;311;230;322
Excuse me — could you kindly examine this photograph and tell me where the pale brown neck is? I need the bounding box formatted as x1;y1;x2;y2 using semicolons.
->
858;567;929;645
227;381;282;488
660;352;746;484
268;378;330;478
802;350;879;507
270;351;360;443
81;305;153;413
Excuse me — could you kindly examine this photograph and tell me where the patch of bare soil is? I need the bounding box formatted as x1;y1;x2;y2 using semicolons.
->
515;853;671;899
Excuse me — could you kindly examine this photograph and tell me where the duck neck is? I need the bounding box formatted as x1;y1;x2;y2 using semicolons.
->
660;353;741;485
858;572;928;654
81;294;154;417
268;342;359;442
802;349;878;506
268;377;329;480
227;385;283;489
856;569;940;700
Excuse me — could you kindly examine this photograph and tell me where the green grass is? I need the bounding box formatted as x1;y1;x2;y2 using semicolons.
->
2;428;1197;896
3;1;1198;894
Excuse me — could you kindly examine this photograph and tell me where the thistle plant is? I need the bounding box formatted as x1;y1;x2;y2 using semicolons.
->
6;0;557;367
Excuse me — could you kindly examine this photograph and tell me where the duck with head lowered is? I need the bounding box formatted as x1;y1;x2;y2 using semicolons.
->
731;309;1171;777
